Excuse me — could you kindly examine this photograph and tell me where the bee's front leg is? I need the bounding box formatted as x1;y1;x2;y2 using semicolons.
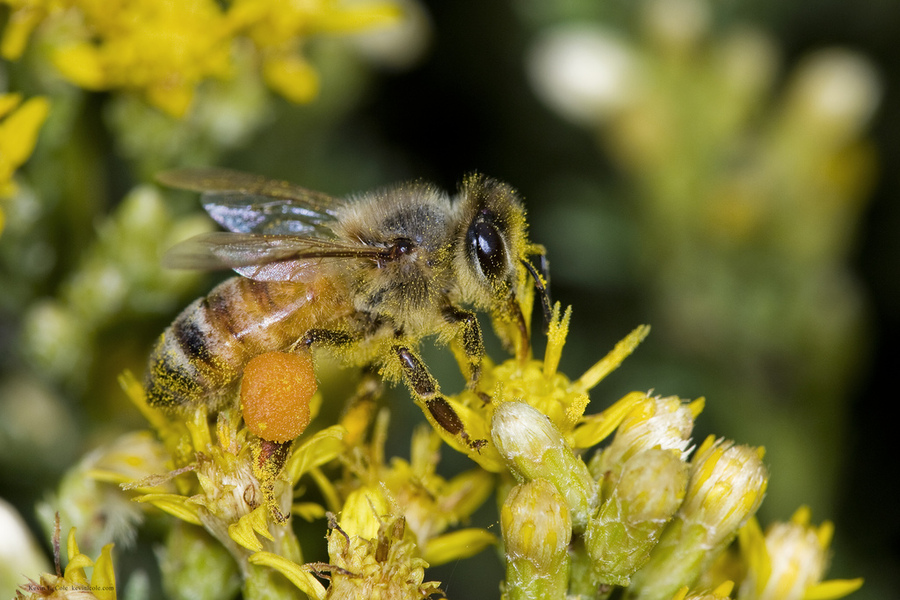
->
442;305;485;386
393;345;484;450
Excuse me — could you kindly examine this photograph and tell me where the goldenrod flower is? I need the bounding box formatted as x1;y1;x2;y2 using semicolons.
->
15;528;116;600
36;430;173;557
581;394;699;586
672;581;736;600
1;0;403;116
327;486;442;599
433;304;650;472
589;394;700;491
738;507;863;600
50;0;233;117
119;372;344;572
360;416;495;566
253;485;444;600
228;0;402;103
0;93;49;231
0;0;65;60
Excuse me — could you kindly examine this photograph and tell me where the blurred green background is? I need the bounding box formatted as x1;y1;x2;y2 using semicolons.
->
1;0;897;598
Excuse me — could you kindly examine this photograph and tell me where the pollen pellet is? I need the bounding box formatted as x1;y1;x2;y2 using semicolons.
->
241;350;316;442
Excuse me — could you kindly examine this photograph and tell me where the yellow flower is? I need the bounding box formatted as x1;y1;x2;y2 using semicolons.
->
590;394;702;491
582;393;702;586
0;93;49;229
671;582;736;600
432;303;650;471
51;0;233;117
377;422;495;565
585;448;690;586
119;371;344;563
0;0;67;60
738;507;863;600
15;528;116;600
329;409;495;567
2;0;404;115
36;430;173;558
227;0;403;103
492;400;597;530
254;485;444;600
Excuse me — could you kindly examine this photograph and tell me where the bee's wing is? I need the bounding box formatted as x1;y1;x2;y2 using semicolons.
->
158;168;340;236
163;232;386;282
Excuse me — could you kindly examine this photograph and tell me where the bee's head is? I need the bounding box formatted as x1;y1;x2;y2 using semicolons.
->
455;174;551;359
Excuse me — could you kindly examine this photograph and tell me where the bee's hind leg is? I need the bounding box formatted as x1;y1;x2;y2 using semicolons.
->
393;345;485;450
294;328;356;350
291;328;385;445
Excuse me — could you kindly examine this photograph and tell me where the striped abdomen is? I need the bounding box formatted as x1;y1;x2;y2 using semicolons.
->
145;275;346;411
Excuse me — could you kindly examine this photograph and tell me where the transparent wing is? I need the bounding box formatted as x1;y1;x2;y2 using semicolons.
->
157;168;341;236
163;232;387;281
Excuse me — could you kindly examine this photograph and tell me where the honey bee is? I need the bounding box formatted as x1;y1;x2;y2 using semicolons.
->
146;168;550;447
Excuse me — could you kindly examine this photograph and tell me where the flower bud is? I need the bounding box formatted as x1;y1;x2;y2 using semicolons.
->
591;396;694;492
501;479;572;600
492;401;597;530
585;449;689;585
159;521;241;600
680;437;768;549
628;437;768;600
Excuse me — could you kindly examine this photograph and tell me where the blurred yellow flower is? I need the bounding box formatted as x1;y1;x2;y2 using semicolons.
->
1;0;404;116
228;0;402;103
0;93;49;230
738;507;863;600
51;0;233;117
0;0;66;59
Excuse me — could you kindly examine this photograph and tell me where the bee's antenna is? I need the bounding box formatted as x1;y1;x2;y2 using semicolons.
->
521;258;552;332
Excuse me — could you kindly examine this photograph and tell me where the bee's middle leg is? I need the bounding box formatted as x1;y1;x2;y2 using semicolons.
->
442;305;485;386
295;328;356;350
393;345;484;450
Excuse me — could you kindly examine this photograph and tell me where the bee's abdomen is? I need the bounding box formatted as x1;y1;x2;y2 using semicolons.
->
145;277;311;411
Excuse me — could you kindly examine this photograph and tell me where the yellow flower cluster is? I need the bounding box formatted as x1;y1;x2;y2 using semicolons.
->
11;298;861;599
109;362;497;598
0;0;402;116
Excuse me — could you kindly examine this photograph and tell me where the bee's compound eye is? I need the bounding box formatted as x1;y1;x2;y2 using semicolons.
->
467;211;507;281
